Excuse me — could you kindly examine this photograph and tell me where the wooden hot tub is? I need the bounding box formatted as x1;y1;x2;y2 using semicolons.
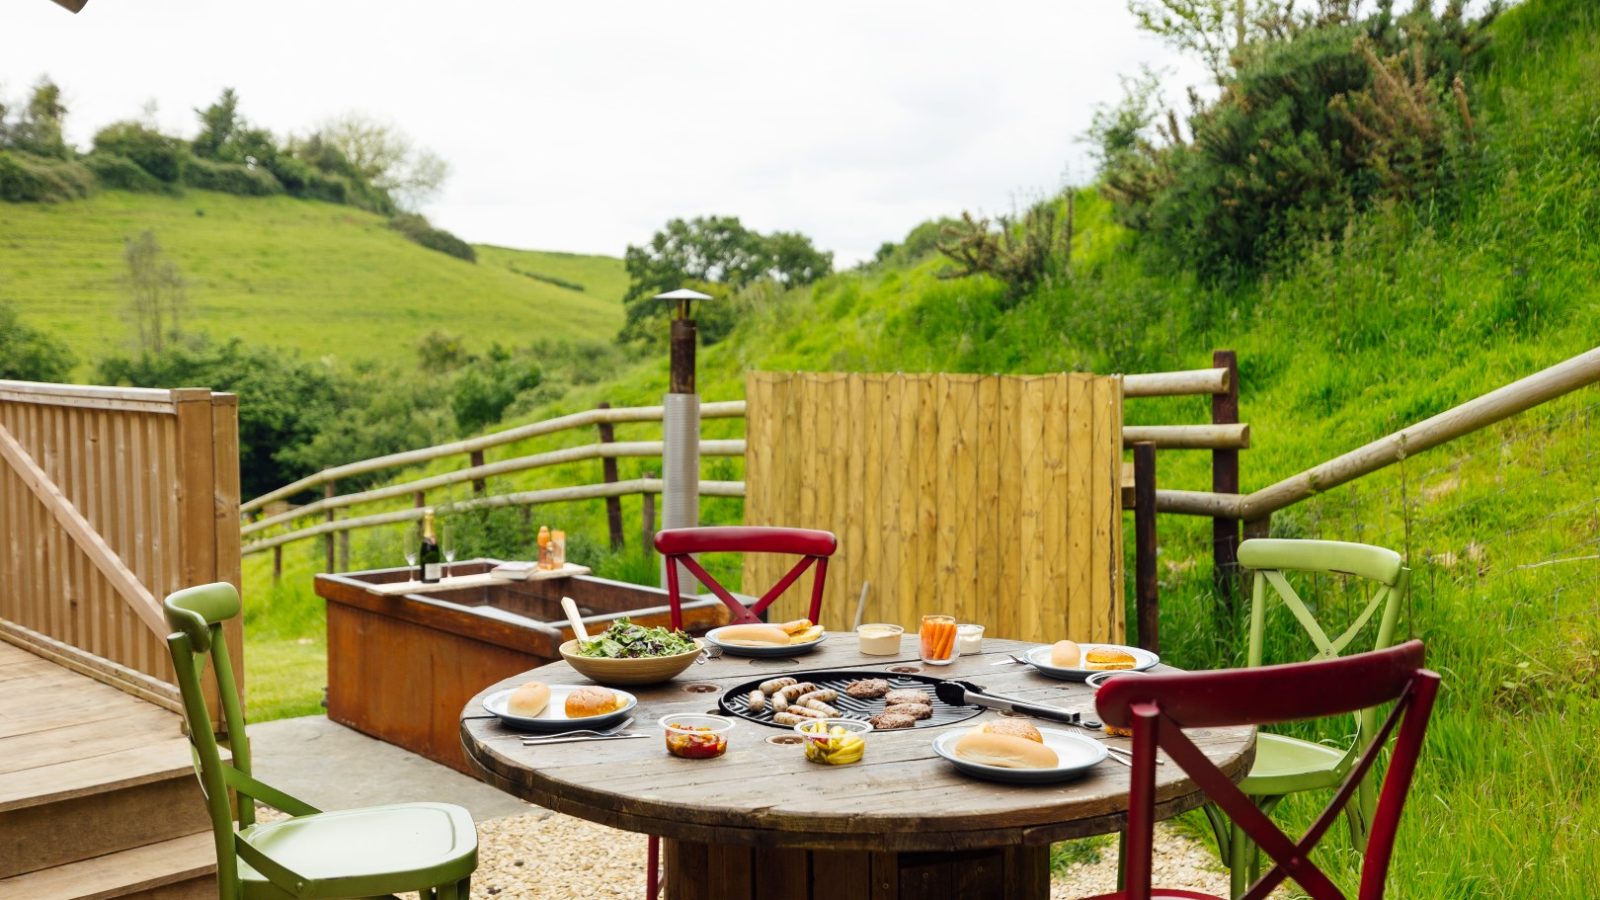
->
314;560;730;774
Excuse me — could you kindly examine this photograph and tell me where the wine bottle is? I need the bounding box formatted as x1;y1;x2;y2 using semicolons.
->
419;510;443;583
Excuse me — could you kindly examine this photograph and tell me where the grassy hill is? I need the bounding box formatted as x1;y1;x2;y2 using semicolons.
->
0;190;625;371
240;1;1600;893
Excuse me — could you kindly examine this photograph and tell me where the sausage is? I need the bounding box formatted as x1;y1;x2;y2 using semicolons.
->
803;700;841;717
758;676;798;695
772;712;809;726
795;688;837;707
784;705;828;719
770;693;789;713
746;690;766;713
776;682;816;702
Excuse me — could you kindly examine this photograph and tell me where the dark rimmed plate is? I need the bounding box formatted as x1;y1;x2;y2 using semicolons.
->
718;669;983;730
705;625;827;658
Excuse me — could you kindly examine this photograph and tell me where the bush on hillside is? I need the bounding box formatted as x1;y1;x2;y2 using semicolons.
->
83;152;174;194
0;301;75;381
450;345;541;434
936;196;1074;303
92;122;186;184
0;150;93;202
186;156;283;196
1093;2;1498;278
389;212;476;262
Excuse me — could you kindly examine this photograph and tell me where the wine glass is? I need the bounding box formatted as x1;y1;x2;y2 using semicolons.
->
440;518;457;579
402;527;418;574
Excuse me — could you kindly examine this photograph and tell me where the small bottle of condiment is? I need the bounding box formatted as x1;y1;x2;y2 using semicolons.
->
551;529;566;569
536;525;552;569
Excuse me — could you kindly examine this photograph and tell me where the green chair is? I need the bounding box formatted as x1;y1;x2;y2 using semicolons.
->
1207;538;1409;898
164;583;478;900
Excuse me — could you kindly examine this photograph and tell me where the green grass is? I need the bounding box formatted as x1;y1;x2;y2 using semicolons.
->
231;0;1600;891
0;190;625;373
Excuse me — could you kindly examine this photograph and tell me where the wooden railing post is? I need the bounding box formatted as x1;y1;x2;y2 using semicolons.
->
324;480;336;573
414;490;426;534
469;449;486;496
1211;350;1241;609
597;401;624;550
641;471;657;548
1133;441;1159;653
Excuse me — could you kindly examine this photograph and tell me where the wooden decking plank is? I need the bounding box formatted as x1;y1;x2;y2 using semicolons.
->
0;735;200;811
0;709;180;774
0;830;215;899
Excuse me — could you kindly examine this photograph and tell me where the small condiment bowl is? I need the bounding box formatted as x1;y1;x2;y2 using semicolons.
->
660;714;733;759
794;718;872;765
855;623;904;656
1086;670;1149;737
956;623;986;655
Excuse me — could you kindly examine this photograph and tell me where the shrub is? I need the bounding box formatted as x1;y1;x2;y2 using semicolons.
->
450;345;541;434
936;195;1074;303
92;121;186;184
0;150;94;202
83;152;173;194
389;212;476;262
185;156;283;196
0;301;75;381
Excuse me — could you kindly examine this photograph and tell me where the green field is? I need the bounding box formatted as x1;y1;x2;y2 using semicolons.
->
0;190;625;371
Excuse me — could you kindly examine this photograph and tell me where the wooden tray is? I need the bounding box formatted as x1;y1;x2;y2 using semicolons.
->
368;563;591;596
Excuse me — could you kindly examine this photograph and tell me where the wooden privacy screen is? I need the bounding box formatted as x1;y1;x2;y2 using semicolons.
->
743;372;1125;644
0;381;242;713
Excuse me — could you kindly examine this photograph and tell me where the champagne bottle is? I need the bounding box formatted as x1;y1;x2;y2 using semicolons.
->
419;510;443;583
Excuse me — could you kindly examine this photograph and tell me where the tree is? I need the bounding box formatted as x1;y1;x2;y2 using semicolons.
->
10;77;69;158
192;88;241;160
317;112;450;208
122;231;187;354
0;302;75;381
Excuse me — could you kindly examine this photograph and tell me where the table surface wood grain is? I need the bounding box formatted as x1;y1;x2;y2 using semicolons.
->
461;635;1255;851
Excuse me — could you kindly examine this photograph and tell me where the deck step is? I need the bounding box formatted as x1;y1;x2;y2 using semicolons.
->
0;831;215;900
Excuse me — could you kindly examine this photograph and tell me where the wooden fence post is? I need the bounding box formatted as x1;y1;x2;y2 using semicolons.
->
1211;349;1241;608
597;401;624;550
469;449;486;496
641;471;656;548
1133;441;1159;653
324;480;336;573
273;545;282;581
414;491;426;534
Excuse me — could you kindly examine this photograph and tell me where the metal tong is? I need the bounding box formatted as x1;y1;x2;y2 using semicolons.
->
934;680;1102;729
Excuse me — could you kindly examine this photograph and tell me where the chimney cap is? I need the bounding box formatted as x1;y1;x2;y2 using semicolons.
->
653;288;713;302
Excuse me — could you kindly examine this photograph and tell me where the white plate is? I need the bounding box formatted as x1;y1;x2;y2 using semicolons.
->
705;625;827;658
932;727;1109;784
482;684;638;732
1023;643;1160;681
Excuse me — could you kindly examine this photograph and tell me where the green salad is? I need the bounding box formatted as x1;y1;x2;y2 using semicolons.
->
577;617;697;659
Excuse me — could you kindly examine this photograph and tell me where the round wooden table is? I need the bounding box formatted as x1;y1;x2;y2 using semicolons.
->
461;635;1254;900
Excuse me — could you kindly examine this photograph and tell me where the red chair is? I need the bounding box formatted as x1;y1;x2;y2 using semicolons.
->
1087;640;1440;900
647;525;837;897
653;526;837;630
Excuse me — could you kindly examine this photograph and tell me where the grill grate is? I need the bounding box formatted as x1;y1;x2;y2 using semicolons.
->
717;669;983;730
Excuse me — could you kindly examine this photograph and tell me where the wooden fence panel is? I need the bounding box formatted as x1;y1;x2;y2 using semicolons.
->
744;372;1124;644
0;382;241;713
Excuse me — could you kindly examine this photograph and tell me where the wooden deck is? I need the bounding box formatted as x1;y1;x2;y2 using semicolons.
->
0;640;215;899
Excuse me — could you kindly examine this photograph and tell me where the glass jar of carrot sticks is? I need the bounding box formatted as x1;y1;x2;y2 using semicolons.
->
919;614;958;666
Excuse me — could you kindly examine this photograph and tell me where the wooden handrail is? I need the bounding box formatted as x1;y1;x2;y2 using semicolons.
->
1123;367;1231;397
1122;423;1250;450
242;478;747;555
243;439;746;536
241;400;748;512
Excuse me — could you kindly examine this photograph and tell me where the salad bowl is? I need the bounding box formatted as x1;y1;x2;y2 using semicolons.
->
559;617;706;686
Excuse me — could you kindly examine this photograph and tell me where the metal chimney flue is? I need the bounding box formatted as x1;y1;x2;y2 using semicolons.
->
656;288;713;590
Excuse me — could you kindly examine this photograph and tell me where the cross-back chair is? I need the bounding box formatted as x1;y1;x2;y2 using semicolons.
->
164;582;477;899
1200;538;1410;895
1090;640;1440;900
654;525;838;630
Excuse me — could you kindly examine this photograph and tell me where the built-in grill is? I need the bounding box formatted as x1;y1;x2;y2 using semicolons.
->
718;669;984;729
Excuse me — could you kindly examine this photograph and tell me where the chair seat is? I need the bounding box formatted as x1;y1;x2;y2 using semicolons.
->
1081;883;1216;890
239;802;477;899
1239;732;1349;796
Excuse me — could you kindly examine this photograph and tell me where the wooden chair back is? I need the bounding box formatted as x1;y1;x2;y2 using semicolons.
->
653;526;837;629
1096;640;1441;900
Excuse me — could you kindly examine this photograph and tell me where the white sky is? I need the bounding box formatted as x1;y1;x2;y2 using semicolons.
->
3;1;1207;265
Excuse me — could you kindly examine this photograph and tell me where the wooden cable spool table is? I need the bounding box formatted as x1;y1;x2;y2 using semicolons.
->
461;635;1255;900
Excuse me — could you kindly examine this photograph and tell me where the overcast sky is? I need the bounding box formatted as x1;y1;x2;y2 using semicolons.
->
4;1;1207;265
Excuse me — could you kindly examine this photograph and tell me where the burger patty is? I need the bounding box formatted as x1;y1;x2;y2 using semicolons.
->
884;688;931;706
883;702;932;720
868;711;917;730
845;678;891;699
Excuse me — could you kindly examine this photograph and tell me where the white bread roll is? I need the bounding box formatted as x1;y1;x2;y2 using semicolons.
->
507;681;551;717
1051;640;1082;668
716;623;792;646
954;730;1059;769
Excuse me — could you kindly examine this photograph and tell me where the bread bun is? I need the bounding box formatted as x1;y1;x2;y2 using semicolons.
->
978;719;1043;743
507;681;551;717
953;731;1059;769
1085;647;1137;670
715;624;792;647
1051;640;1082;668
565;686;623;718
